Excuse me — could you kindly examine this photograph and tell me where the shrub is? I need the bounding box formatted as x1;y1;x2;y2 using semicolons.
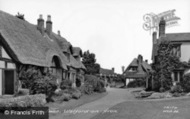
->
60;79;72;90
72;91;82;99
54;88;62;96
84;75;106;94
170;83;183;94
53;88;82;101
30;73;58;103
94;80;106;93
57;93;71;102
180;74;190;92
0;94;46;108
79;83;94;95
19;66;58;102
84;75;98;89
159;87;165;92
65;88;80;94
127;79;146;88
14;88;29;96
19;66;42;89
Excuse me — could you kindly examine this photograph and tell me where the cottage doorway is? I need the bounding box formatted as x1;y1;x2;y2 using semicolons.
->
3;70;15;94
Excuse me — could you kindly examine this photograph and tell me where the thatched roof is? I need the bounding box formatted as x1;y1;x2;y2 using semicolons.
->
51;32;73;53
0;10;68;69
50;30;86;70
123;56;152;79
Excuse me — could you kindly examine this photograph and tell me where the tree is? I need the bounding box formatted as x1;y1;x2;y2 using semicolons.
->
82;50;100;75
116;74;126;87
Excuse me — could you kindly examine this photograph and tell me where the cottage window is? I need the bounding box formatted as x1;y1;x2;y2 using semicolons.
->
171;45;181;57
173;71;184;82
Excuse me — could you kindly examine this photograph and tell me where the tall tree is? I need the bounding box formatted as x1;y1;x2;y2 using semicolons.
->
82;50;100;75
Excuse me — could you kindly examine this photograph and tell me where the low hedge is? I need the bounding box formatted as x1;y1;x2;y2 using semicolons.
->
53;88;82;102
56;93;72;102
0;94;46;108
60;79;72;90
14;88;30;97
71;91;82;99
170;84;183;94
127;79;146;88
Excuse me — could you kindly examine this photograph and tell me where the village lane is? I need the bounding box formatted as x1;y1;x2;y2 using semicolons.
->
50;87;141;119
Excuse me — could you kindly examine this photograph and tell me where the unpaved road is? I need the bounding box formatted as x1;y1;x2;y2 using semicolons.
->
50;87;141;119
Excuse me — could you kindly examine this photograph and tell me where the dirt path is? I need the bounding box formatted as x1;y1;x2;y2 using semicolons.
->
50;87;141;119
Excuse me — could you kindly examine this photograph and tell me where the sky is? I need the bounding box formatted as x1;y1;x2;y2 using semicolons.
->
0;0;190;74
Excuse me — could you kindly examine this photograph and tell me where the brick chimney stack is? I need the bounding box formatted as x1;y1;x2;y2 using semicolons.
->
122;66;125;73
58;30;61;36
137;55;143;72
46;15;52;36
137;54;143;64
159;17;166;37
112;67;115;73
37;14;44;35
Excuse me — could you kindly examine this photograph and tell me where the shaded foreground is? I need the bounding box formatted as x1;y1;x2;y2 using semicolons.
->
92;97;190;119
50;88;140;119
47;92;108;117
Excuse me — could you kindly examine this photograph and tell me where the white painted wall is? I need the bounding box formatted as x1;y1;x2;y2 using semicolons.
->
7;63;16;69
0;61;5;68
2;47;11;59
180;43;190;62
126;78;134;85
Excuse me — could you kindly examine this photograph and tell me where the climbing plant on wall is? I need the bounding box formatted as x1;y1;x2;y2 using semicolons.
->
152;40;187;91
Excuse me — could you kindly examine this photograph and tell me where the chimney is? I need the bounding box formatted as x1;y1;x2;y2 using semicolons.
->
153;32;157;44
159;17;166;37
137;54;143;64
122;66;125;73
58;30;61;36
112;67;115;73
46;15;52;36
137;55;143;72
37;14;44;35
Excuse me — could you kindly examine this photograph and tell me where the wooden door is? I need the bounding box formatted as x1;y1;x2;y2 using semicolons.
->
3;70;15;94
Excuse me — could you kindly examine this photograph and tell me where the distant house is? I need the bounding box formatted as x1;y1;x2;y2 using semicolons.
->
99;68;117;87
123;55;152;88
0;10;85;95
152;18;190;86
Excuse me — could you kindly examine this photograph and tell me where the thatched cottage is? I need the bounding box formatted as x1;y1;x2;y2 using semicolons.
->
0;10;85;95
72;47;86;87
123;55;152;88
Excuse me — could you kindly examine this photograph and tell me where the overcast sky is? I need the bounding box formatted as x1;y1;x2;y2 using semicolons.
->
0;0;190;73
